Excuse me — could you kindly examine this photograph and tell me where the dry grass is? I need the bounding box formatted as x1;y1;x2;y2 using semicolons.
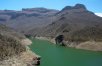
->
0;34;26;61
0;24;26;61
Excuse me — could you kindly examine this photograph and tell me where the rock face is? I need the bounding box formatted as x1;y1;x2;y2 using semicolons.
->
55;35;65;46
0;24;40;66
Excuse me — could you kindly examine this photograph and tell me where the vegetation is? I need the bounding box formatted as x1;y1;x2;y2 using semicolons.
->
0;24;26;61
0;33;26;61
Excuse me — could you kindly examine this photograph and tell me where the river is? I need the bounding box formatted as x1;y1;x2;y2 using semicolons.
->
29;38;102;66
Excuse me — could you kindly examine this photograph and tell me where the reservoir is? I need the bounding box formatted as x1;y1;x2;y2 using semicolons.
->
29;38;102;66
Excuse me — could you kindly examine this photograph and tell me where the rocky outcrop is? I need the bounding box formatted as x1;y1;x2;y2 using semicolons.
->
55;35;64;44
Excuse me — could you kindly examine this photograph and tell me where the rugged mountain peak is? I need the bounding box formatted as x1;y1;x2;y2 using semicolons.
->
74;4;86;9
62;6;73;11
62;4;86;11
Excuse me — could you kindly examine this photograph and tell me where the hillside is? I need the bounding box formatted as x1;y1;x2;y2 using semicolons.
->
0;24;26;61
0;24;39;66
28;4;102;51
32;4;102;40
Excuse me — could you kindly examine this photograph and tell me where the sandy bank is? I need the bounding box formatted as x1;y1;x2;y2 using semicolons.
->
35;37;56;44
20;38;32;45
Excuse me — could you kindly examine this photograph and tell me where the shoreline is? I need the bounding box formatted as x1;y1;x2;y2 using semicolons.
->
35;37;102;51
35;37;56;44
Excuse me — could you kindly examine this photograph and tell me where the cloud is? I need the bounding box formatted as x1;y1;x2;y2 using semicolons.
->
95;13;102;17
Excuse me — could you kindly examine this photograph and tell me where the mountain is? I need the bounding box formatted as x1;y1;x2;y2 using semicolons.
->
1;4;102;41
0;8;59;32
30;4;102;41
0;4;102;51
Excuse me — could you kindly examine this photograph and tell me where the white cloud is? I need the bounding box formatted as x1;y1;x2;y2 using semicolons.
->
95;13;102;17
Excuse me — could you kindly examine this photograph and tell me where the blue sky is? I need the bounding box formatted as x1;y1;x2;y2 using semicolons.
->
0;0;102;13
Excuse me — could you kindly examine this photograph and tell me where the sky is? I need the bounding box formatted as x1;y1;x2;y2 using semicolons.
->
0;0;102;14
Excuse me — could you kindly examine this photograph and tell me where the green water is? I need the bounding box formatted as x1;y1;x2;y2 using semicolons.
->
29;39;102;66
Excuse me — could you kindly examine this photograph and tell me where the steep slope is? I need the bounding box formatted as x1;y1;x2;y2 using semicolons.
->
0;24;26;61
0;24;39;66
34;4;102;41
